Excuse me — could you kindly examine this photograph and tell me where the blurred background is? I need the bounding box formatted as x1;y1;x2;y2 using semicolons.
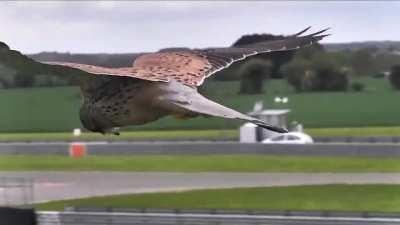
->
1;1;400;225
0;1;399;137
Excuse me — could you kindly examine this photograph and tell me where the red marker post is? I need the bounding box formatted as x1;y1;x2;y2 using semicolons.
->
69;142;87;158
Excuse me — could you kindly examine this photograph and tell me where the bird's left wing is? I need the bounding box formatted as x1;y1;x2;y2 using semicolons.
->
131;27;329;86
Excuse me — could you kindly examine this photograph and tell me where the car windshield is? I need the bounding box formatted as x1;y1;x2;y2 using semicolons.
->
271;136;285;141
287;135;300;141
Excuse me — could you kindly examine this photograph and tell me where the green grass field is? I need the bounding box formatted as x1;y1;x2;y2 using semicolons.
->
306;126;400;137
1;126;399;142
35;184;400;212
2;155;400;172
1;78;399;132
0;129;237;142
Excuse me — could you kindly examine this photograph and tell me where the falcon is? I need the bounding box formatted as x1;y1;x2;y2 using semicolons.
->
4;27;329;135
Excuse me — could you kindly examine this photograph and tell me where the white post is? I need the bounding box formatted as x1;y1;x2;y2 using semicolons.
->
239;123;258;143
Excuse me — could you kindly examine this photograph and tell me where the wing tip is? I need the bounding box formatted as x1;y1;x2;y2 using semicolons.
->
309;28;331;37
253;120;289;133
294;27;331;39
293;26;312;37
298;27;331;43
262;125;289;133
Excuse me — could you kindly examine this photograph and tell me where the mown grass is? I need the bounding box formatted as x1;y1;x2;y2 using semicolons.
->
1;155;400;172
1;126;399;142
0;130;237;142
0;86;81;132
306;126;400;137
35;184;400;212
1;78;399;132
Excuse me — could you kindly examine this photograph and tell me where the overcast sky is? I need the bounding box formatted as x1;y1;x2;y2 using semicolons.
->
0;1;399;54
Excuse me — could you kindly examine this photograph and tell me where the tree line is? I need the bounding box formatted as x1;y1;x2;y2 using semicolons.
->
1;34;400;92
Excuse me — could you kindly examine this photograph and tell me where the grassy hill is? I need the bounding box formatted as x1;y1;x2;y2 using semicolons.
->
0;78;399;132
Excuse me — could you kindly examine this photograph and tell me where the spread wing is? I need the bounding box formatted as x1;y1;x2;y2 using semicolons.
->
40;27;329;86
133;27;328;86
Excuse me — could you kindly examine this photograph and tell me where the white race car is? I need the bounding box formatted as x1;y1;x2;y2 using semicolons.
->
262;132;314;144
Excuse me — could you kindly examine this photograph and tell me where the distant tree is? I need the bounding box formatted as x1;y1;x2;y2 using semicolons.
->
33;74;70;87
321;50;349;69
0;77;10;89
239;59;272;94
350;82;365;92
294;43;325;60
281;58;310;92
33;75;52;87
14;72;34;88
349;49;376;76
211;63;242;81
389;65;400;90
388;44;399;53
311;58;348;91
282;55;348;92
233;34;294;78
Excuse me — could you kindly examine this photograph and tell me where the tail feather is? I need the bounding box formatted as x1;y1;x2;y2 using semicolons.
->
159;81;288;133
250;119;288;133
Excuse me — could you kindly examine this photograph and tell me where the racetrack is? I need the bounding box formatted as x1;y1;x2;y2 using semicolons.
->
36;210;400;225
1;172;400;203
1;141;400;156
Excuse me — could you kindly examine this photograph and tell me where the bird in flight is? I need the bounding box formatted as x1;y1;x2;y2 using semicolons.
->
3;27;329;135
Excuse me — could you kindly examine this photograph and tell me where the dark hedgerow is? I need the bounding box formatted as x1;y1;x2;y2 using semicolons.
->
389;65;400;90
351;82;365;92
239;59;272;94
283;55;349;92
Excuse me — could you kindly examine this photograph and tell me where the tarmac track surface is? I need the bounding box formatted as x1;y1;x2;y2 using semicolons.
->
1;172;400;203
1;142;400;157
36;211;400;225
